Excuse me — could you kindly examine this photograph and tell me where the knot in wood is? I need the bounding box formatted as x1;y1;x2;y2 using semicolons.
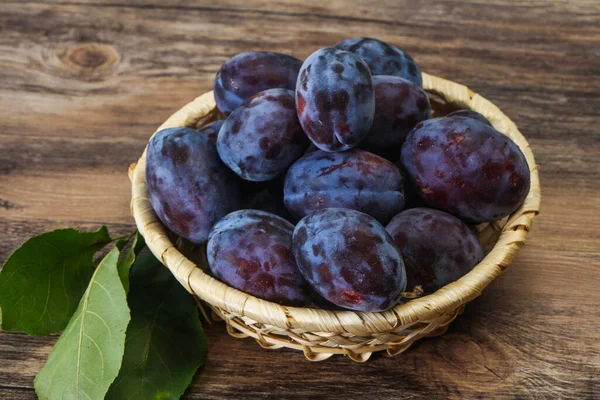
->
60;43;119;72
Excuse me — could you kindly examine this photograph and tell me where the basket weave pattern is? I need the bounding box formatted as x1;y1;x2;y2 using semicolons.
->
130;73;541;362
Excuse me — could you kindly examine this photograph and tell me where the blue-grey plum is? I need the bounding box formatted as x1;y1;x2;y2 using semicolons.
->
334;37;422;86
386;208;484;294
400;116;531;223
207;210;311;306
217;88;309;181
146;127;241;244
292;208;406;312
214;52;302;115
284;149;405;223
296;48;374;152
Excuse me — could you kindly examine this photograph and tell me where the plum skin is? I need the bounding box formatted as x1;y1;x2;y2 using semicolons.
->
334;37;422;86
217;88;309;182
284;149;405;224
400;116;531;223
292;208;407;312
207;210;311;306
214;51;302;115
386;208;485;294
445;109;492;126
360;75;431;159
146;127;240;244
296;47;375;152
197;120;224;145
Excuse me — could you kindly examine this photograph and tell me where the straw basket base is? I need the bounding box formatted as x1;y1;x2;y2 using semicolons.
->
207;303;464;362
130;72;541;362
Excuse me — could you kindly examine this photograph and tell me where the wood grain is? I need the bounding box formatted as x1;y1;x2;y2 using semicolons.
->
1;0;599;399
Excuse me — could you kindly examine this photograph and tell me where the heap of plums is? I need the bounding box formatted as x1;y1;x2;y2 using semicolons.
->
146;38;530;312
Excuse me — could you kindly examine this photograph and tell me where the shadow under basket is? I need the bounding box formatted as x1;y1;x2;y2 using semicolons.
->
130;72;542;362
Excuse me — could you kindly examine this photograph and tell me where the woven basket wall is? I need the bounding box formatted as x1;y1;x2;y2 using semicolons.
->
130;72;541;362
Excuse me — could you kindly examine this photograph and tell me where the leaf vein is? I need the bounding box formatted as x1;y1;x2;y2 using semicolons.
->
83;332;105;373
81;372;96;385
92;280;118;310
151;342;173;387
85;310;111;336
79;389;92;400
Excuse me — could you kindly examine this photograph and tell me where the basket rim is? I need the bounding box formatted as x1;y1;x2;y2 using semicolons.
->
130;72;541;335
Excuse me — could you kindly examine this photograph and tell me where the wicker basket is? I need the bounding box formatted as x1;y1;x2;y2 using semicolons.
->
130;72;541;362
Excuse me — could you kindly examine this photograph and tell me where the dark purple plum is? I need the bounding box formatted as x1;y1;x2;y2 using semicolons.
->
400;116;531;223
445;109;492;126
217;88;309;181
146;127;240;244
334;37;422;86
386;208;484;294
361;75;431;159
292;208;406;312
284;149;405;223
207;210;311;306
197;120;224;145
214;51;302;115
296;48;374;152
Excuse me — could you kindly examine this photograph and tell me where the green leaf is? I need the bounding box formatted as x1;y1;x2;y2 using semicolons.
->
116;231;145;292
34;245;131;400
107;248;207;400
0;226;112;335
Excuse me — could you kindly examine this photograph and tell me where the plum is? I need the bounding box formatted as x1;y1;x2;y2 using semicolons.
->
361;75;431;159
386;208;484;294
296;48;374;152
217;88;309;181
197;120;224;145
334;37;422;86
146;127;240;244
445;109;492;127
284;149;405;224
214;51;302;115
292;208;406;311
400;116;530;223
207;210;311;306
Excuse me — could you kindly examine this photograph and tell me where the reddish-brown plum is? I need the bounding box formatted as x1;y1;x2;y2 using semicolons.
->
386;208;484;294
292;208;406;312
207;210;311;306
400;116;530;223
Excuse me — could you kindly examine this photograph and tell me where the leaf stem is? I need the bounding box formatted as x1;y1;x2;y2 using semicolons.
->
399;285;424;299
113;231;137;243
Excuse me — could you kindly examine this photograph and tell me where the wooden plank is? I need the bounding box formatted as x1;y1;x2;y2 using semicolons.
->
0;389;36;400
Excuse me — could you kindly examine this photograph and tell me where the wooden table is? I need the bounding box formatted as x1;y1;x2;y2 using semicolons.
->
1;1;599;399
